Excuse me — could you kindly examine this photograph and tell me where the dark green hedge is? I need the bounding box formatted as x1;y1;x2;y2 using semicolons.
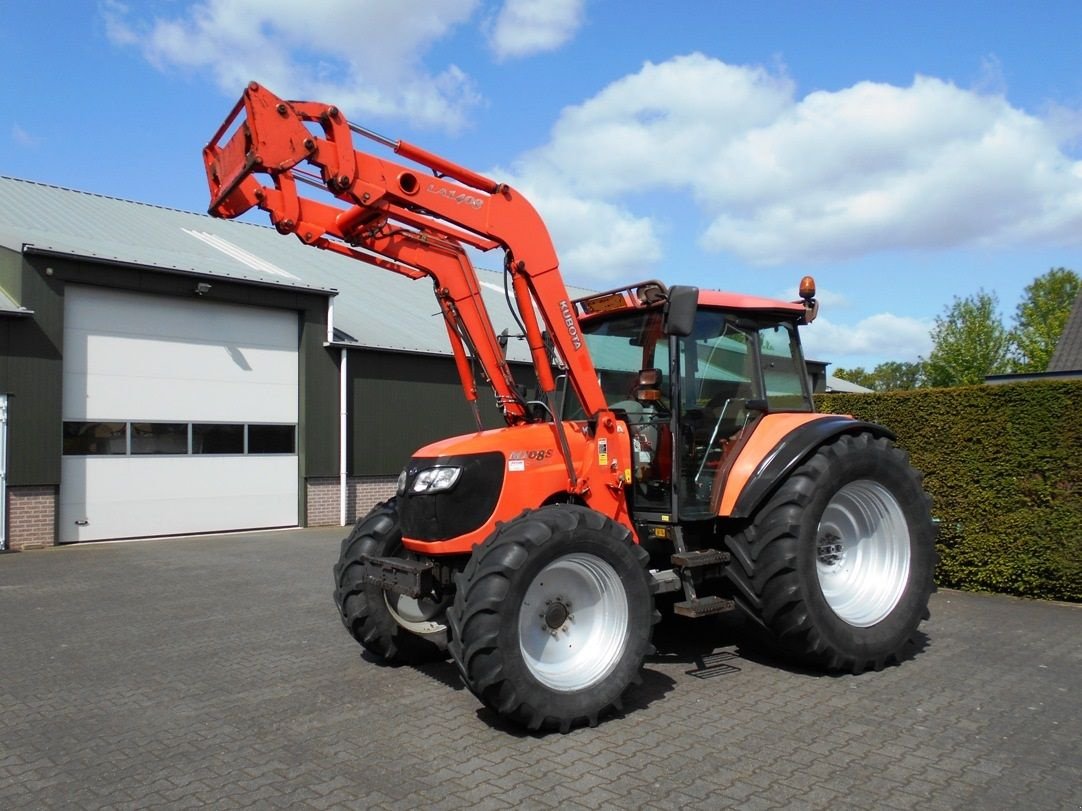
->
817;381;1082;602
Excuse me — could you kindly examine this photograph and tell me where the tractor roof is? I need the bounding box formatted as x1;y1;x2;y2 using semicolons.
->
698;289;806;316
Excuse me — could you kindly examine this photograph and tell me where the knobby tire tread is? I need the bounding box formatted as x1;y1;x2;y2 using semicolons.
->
447;504;655;733
723;432;937;673
333;499;446;665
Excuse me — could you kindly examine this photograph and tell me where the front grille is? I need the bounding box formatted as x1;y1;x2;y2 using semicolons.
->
398;452;504;541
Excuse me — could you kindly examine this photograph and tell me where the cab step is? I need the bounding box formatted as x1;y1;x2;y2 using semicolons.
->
671;548;730;568
673;596;736;618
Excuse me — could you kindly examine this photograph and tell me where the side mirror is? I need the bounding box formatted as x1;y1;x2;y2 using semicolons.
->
664;285;698;337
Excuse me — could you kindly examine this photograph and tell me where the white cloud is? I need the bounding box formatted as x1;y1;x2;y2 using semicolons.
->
800;312;933;365
11;124;39;148
698;76;1082;263
974;53;1007;97
101;0;138;45
512;53;1082;270
103;0;482;131
486;0;585;60
521;54;794;196
495;169;662;282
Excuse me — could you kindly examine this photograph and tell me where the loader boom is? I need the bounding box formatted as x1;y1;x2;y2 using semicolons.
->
203;82;609;426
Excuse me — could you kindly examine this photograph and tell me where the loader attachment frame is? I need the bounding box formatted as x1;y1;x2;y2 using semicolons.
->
203;82;611;430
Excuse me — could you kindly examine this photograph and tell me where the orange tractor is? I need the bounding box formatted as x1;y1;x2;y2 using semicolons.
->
204;83;936;732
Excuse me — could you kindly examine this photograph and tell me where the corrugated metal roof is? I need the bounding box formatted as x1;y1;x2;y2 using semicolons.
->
0;176;591;363
0;176;335;294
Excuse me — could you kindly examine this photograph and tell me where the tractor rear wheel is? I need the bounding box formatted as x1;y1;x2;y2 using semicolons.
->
447;504;655;733
333;499;448;664
724;432;936;673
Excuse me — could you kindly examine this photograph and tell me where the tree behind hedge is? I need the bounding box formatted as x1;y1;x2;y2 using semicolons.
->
924;289;1010;386
1010;267;1081;372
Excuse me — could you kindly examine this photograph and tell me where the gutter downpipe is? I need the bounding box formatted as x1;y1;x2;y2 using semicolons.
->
0;394;7;551
327;296;349;528
339;347;348;527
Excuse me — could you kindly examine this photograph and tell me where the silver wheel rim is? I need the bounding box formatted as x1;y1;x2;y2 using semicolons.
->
384;592;447;637
815;479;911;627
379;545;447;637
518;553;629;692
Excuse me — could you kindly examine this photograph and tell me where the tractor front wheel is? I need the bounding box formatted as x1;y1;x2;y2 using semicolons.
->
447;504;655;733
724;432;936;673
333;499;448;664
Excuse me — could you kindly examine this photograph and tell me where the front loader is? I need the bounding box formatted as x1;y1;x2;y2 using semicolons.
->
204;83;936;733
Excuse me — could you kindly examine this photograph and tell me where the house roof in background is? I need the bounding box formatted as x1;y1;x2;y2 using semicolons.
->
824;375;874;394
1047;289;1082;372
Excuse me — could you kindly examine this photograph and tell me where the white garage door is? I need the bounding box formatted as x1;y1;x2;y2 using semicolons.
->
60;285;299;542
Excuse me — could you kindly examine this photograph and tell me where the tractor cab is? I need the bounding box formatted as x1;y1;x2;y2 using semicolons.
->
572;281;816;523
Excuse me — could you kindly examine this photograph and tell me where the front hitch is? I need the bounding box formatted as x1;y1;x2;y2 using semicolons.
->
360;554;435;598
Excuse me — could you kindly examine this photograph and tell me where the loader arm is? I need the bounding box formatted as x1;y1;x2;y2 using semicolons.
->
340;225;530;423
203;82;609;424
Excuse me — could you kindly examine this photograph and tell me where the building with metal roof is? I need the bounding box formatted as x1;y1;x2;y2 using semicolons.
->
0;175;554;550
0;176;566;362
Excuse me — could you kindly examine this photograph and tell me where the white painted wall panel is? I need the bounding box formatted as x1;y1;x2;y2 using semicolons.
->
60;456;297;542
63;286;297;422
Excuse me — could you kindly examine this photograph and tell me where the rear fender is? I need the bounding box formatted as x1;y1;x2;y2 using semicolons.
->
719;415;894;518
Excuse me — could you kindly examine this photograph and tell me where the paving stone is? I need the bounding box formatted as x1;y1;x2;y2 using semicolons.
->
1;528;1079;809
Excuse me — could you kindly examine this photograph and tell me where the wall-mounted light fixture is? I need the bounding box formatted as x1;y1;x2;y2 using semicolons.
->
193;282;212;296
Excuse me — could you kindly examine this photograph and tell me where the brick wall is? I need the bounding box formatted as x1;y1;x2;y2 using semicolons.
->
6;486;57;551
5;480;403;549
305;478;341;527
305;476;398;527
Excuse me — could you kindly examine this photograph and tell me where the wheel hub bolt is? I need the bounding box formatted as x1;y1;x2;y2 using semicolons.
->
544;602;570;630
818;533;844;566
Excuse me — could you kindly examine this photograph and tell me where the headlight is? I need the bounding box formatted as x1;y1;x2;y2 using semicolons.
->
396;468;408;495
411;466;462;494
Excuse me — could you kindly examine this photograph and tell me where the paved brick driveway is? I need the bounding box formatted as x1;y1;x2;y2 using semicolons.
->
1;528;1079;810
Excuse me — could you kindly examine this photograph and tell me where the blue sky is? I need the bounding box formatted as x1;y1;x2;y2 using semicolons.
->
3;1;1081;370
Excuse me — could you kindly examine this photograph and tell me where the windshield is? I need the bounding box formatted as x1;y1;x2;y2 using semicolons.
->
575;308;812;416
576;310;668;413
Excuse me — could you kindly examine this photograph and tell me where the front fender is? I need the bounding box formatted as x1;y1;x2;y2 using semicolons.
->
719;414;894;518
